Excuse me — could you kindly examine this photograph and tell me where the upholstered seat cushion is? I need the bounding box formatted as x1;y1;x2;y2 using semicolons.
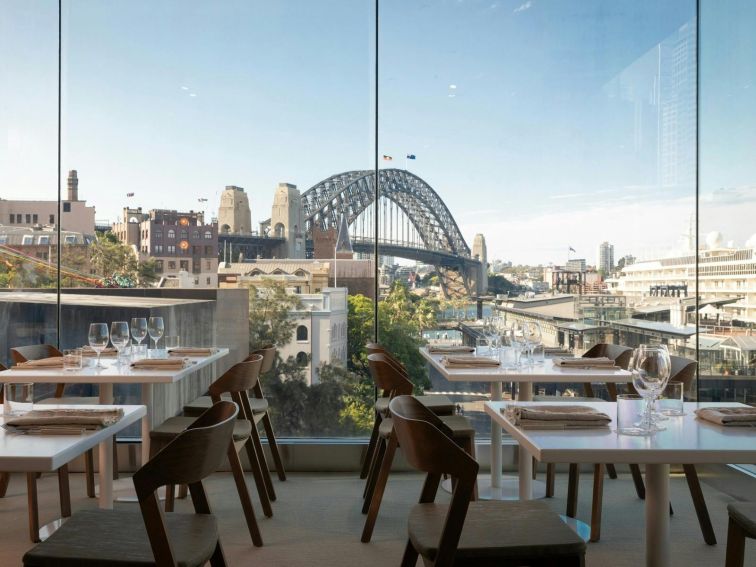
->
378;415;474;440
408;500;586;562
151;416;251;442
533;395;605;403
375;395;455;416
183;394;268;417
37;396;100;405
23;509;218;567
728;501;756;537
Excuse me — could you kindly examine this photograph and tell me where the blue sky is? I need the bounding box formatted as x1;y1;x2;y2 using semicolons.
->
1;0;755;265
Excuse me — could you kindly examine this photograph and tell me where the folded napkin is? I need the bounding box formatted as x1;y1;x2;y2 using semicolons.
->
552;356;617;368
13;357;64;369
81;346;118;357
5;408;124;429
428;345;475;354
694;407;756;426
442;355;500;368
504;404;611;429
130;358;186;370
168;347;214;356
544;347;572;355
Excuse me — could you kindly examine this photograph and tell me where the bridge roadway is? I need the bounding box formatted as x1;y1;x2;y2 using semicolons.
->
351;238;481;270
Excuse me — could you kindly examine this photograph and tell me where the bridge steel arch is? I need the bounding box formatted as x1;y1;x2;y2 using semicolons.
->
299;168;480;298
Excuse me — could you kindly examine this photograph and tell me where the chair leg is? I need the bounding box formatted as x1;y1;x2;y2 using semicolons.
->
0;472;10;497
606;463;618;479
209;540;228;567
400;539;420;567
466;438;479;501
363;429;383;499
164;484;175;512
84;449;96;498
178;484;188;499
363;438;386;514
532;456;538;480
27;472;40;543
590;464;604;542
228;446;263;547
260;412;286;481
683;464;716;545
57;465;71;518
249;420;276;502
361;435;398;542
360;414;381;480
566;464;579;518
112;441;119;480
545;463;556;498
629;464;646;499
242;437;273;518
725;517;746;567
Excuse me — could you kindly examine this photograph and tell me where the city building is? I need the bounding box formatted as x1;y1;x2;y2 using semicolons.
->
112;207;218;288
472;233;488;294
597;241;614;273
565;258;586;272
0;170;96;235
218;185;252;234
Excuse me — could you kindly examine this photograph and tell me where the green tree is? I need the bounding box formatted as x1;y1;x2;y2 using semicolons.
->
247;280;303;351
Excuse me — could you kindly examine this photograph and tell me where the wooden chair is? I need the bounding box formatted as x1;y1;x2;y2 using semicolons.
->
151;356;270;547
725;501;756;567
22;401;237;566
360;343;455;480
389;395;586;567
361;354;476;543
183;344;287;482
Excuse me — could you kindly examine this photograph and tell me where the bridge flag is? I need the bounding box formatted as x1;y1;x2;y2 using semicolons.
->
335;213;353;255
406;154;416;159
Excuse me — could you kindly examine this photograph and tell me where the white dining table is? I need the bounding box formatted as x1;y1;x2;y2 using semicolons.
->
485;400;756;567
421;348;631;499
0;348;229;466
0;404;145;539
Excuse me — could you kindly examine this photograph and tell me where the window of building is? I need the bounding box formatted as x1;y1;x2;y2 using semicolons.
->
180;260;189;271
296;352;309;366
296;325;309;342
167;229;175;239
37;236;49;245
168;261;176;270
204;230;212;239
180;229;188;240
154;244;163;254
194;278;199;285
21;235;33;245
32;214;38;224
155;260;163;272
25;214;31;224
205;260;211;270
64;235;76;244
16;214;21;223
63;202;71;212
205;246;213;255
49;214;54;224
154;230;162;240
167;245;176;254
206;277;211;285
9;215;14;224
192;231;199;239
0;235;7;244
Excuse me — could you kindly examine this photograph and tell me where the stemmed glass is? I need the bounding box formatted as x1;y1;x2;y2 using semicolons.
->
510;321;527;367
630;345;672;432
88;323;109;368
110;321;130;365
523;322;543;365
131;317;148;350
148;316;165;350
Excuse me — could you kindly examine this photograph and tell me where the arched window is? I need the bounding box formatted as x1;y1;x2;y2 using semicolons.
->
192;231;199;239
205;230;213;239
296;351;308;366
167;229;175;239
296;325;308;342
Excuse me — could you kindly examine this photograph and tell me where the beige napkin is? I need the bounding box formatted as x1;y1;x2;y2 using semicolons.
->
131;358;186;370
694;407;756;426
504;404;611;429
544;347;571;355
428;345;475;354
168;347;214;356
13;357;64;369
552;356;617;368
5;408;124;429
81;346;118;357
442;355;500;368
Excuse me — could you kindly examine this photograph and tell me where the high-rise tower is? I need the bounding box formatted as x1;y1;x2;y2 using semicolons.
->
472;233;488;294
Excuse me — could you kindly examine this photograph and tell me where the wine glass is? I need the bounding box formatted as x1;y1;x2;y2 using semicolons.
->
88;323;109;368
110;321;130;365
131;317;148;347
510;321;527;367
631;345;671;432
148;316;165;350
523;322;543;365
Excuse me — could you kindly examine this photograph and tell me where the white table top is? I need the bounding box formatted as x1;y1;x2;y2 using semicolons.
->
421;348;631;383
0;405;146;472
485;401;756;464
0;348;229;385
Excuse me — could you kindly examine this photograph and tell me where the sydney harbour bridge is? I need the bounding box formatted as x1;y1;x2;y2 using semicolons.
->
223;169;484;298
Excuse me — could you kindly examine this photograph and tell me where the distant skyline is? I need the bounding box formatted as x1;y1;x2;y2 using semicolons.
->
2;0;755;265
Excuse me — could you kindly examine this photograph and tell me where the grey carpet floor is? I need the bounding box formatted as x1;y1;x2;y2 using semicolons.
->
0;471;753;566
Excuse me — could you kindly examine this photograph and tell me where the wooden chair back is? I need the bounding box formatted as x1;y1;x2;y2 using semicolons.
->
583;343;633;369
367;353;413;397
367;343;410;377
10;344;66;398
0;362;5;403
669;355;697;399
252;344;276;374
208;356;263;423
389;395;478;567
133;400;237;566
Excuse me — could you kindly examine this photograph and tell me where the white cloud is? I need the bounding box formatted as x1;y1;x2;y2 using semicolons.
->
513;1;532;14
